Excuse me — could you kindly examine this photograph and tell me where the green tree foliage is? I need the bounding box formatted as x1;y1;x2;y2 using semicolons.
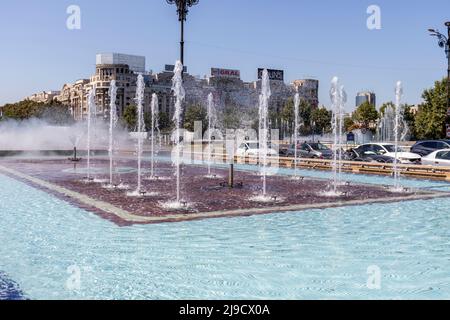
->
352;101;379;130
311;107;332;134
280;97;294;129
222;104;241;130
158;112;173;132
414;78;448;139
183;104;207;133
344;117;356;132
122;105;137;131
1;99;73;125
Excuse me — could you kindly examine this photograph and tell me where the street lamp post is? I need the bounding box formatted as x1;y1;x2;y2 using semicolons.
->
428;22;450;137
166;0;199;66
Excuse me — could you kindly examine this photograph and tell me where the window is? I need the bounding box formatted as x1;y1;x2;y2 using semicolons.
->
436;141;449;149
370;145;385;155
309;143;329;151
437;151;450;160
301;143;310;151
422;141;437;148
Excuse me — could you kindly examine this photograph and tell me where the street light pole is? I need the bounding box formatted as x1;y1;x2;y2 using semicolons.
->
166;0;199;66
428;22;450;137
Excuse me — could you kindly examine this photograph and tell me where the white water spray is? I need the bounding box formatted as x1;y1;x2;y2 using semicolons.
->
293;92;300;178
172;61;186;204
207;92;217;176
259;70;271;197
150;93;160;179
86;86;97;181
330;77;345;194
108;80;118;186
393;81;403;190
135;74;146;193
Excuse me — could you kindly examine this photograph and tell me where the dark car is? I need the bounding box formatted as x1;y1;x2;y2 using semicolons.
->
286;142;333;159
345;145;394;163
410;140;450;157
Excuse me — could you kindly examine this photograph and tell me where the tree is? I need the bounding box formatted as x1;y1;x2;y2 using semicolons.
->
414;78;448;140
344;117;356;132
311;107;332;134
379;102;395;116
122;105;137;131
1;99;73;125
221;104;241;130
352;101;378;130
184;104;207;133
158;112;173;132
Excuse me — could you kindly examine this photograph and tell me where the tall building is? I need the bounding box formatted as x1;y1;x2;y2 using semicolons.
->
356;91;376;107
95;53;146;73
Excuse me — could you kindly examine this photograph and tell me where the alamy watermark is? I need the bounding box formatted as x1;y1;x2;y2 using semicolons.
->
366;265;382;290
66;5;81;30
367;5;382;30
66;265;93;291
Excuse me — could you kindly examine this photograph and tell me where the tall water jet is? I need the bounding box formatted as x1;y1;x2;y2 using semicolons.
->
86;86;97;181
108;80;118;186
259;69;271;197
338;85;347;183
171;61;186;204
329;77;344;194
206;92;217;176
293;92;300;178
393;81;403;191
135;74;146;194
150;93;160;179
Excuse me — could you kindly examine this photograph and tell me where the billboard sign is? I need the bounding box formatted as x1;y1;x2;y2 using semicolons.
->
165;64;187;73
258;68;284;81
211;68;240;79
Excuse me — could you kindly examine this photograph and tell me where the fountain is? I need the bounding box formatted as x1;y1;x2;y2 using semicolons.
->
86;86;97;182
206;92;217;177
259;69;271;198
171;61;186;206
293;92;300;179
108;80;118;187
338;84;347;183
378;104;395;142
393;81;404;191
149;93;160;180
128;74;146;196
329;77;345;195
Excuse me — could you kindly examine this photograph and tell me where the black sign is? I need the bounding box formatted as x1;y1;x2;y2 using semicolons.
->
347;132;355;142
258;68;284;81
165;64;188;73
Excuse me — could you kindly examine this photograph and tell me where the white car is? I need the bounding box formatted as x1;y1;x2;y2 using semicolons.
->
421;149;450;167
357;143;422;164
236;141;278;157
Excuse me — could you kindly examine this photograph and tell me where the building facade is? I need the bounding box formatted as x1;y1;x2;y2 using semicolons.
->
52;54;320;126
26;91;61;104
356;91;376;108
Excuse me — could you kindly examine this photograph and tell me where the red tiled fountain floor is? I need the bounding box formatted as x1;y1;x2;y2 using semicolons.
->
0;157;426;225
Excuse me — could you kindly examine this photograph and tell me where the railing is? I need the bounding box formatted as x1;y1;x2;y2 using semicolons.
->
186;152;450;182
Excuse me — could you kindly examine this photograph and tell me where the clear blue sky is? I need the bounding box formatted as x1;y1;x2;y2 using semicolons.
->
0;0;449;111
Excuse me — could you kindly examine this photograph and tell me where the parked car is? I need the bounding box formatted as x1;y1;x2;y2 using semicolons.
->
286;142;333;159
421;149;450;167
344;147;394;163
236;141;278;157
411;140;450;157
352;143;421;164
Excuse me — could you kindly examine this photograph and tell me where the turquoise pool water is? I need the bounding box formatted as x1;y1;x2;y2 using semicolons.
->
1;172;450;300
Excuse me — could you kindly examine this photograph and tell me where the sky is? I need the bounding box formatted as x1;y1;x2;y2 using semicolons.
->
0;0;449;112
